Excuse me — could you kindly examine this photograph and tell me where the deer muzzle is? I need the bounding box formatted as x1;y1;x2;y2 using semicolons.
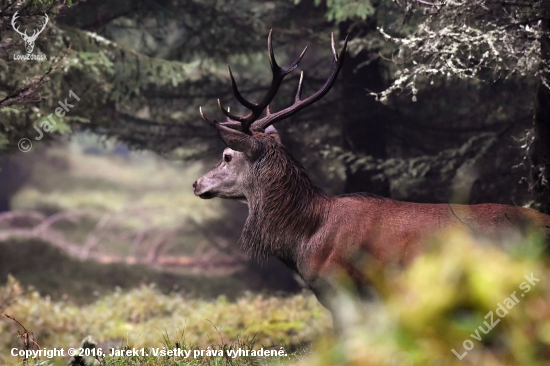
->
193;179;215;199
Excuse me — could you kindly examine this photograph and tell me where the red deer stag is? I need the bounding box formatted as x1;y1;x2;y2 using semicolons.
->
193;31;550;326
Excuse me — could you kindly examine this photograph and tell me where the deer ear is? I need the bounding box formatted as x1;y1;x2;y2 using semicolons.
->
214;122;261;159
264;125;281;143
264;125;278;136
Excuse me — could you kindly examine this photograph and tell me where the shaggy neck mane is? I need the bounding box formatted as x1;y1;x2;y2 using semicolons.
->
240;137;328;264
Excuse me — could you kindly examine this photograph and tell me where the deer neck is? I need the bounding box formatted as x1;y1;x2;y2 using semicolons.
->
239;151;328;265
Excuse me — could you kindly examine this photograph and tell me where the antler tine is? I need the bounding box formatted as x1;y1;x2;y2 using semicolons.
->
227;65;255;111
11;11;24;36
268;30;309;75
11;11;49;39
200;106;245;131
199;106;216;127
218;89;249;122
250;33;348;132
38;14;49;32
216;29;308;133
331;31;338;57
295;71;304;102
255;29;308;109
29;13;48;40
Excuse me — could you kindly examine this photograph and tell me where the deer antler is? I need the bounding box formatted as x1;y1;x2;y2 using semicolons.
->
29;14;49;41
250;33;347;132
200;31;347;134
11;11;26;38
200;30;308;134
11;12;48;41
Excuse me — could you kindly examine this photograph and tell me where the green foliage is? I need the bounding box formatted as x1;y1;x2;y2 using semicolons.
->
321;133;497;201
0;0;300;155
375;0;549;101
3;229;550;366
0;1;70;151
0;280;329;365
299;229;550;366
312;0;375;22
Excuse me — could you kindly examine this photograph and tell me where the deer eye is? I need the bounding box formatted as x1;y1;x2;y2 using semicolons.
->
224;154;232;163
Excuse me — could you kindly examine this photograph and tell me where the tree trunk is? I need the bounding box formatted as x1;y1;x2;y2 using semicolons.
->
339;24;390;196
530;16;550;214
0;156;32;213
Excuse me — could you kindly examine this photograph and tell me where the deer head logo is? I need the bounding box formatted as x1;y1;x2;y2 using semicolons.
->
11;11;49;54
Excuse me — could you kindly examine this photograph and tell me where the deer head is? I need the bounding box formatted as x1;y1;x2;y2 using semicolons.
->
11;11;49;54
193;30;347;202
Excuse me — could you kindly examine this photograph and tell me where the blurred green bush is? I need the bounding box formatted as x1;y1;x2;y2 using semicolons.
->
300;228;550;366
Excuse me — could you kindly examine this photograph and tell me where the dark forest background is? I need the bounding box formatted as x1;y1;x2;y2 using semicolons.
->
0;0;549;323
1;1;550;365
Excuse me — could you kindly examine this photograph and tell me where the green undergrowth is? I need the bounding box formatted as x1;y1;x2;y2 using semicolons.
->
3;229;550;366
0;279;330;366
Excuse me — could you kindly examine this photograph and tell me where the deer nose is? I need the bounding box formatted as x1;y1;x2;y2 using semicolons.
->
192;181;197;189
